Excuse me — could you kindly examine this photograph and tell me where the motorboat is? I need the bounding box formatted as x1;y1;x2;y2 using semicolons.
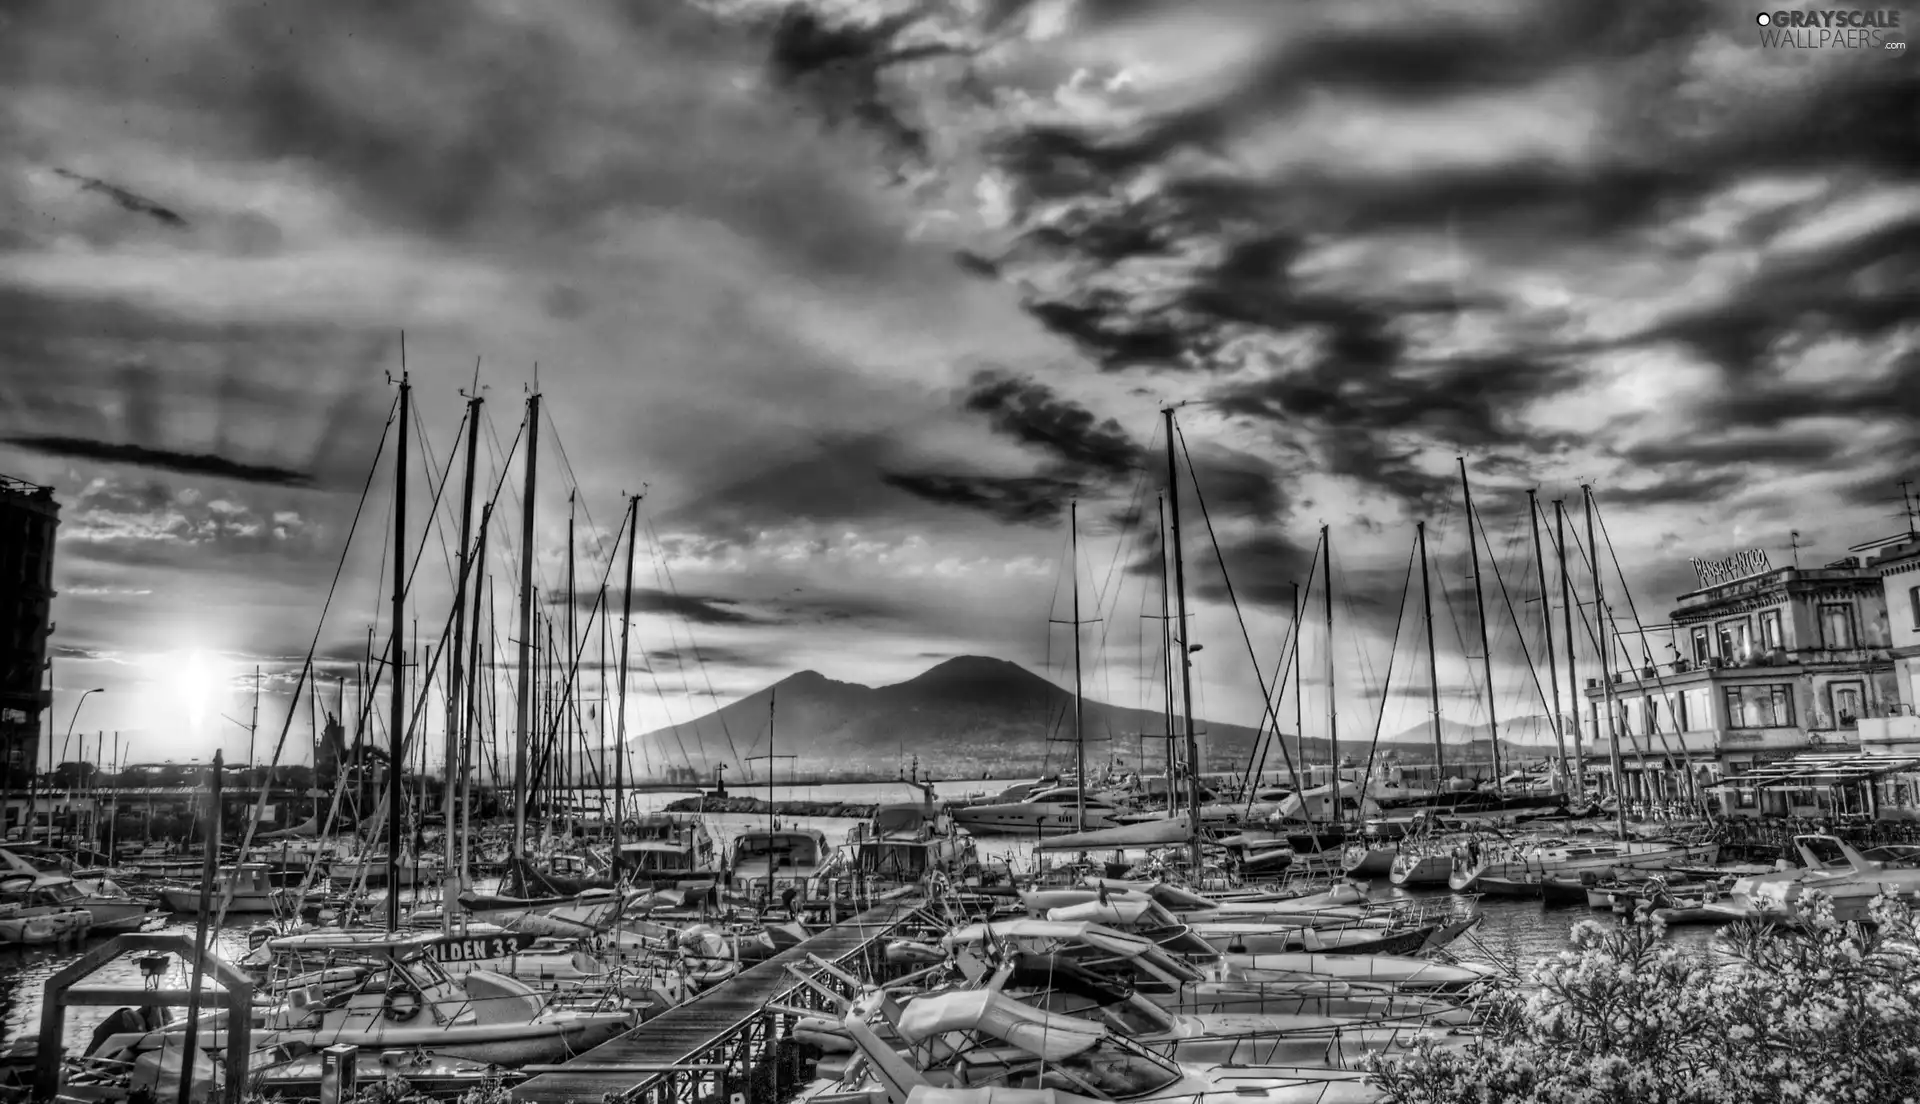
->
844;802;980;889
1448;836;1720;892
94;930;634;1068
728;824;833;906
156;862;280;914
1704;835;1920;925
618;813;723;893
949;787;1124;836
810;987;1388;1103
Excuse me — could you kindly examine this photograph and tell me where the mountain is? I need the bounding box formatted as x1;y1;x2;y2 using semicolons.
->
622;656;1568;781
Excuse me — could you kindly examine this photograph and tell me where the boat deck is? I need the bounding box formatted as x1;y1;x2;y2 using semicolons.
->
515;899;922;1104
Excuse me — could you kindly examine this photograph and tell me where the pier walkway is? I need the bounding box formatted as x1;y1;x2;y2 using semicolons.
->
516;898;926;1104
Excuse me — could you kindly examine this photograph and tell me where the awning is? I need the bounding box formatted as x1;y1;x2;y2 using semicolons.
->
1706;753;1920;790
895;989;1105;1060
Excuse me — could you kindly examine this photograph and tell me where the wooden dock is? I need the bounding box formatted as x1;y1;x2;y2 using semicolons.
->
516;899;925;1104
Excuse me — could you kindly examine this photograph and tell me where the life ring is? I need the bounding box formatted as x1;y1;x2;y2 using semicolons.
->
382;983;422;1023
622;820;642;836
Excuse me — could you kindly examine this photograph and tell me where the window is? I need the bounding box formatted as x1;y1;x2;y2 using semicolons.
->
1717;619;1752;661
1691;627;1710;663
1682;687;1712;730
1909;585;1919;630
1621;697;1642;737
1830;683;1864;728
1759;610;1783;651
1820;604;1856;649
1724;684;1795;728
1646;695;1663;735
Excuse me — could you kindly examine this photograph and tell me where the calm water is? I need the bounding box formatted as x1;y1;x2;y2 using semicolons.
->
0;779;1715;1049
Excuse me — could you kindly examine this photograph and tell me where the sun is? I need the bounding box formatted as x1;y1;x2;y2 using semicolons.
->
174;649;230;729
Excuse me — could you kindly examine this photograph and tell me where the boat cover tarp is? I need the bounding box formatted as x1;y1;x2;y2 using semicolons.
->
1044;898;1154;927
505;856;613;898
1032;817;1194;853
895;989;1105;1060
257;816;323;840
942;919;1156;961
1273;781;1370;823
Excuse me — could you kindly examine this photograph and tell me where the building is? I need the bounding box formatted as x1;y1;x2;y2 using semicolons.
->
1582;544;1898;817
1855;529;1920;815
0;475;59;788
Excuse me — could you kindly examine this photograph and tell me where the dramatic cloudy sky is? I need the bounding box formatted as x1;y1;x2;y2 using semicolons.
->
2;0;1915;773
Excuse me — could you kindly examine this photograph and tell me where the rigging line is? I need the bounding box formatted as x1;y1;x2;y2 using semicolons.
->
1468;494;1554;722
1592;496;1706;811
542;403;605;544
1357;536;1420;807
1241;588;1306;812
350;411;529;772
644;519;742;774
1242;528;1322;800
217;391;398;929
410;398;462;591
1173;422;1309;797
1086;446;1155;709
625;541;699;780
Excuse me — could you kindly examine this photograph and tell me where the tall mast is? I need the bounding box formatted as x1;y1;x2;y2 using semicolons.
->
1556;500;1582;795
612;494;639;884
1528;490;1570;795
1292;581;1304;804
1417;522;1444;782
1584;485;1628;837
565;491;577;809
442;387;482;932
512;390;540;856
1162;408;1203;872
1320;527;1338;819
1070;500;1086;832
1458;458;1501;785
386;370;409;933
1157;494;1175;816
462;503;492;898
248;667;260;770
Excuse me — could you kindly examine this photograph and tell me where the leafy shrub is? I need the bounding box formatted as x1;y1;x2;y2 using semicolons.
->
1368;893;1920;1104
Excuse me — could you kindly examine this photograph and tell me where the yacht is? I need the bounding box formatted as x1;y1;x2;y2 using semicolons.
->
156;862;280;914
1705;834;1920;925
613;814;722;894
728;824;833;906
1448;835;1719;892
950;786;1123;836
844;801;980;888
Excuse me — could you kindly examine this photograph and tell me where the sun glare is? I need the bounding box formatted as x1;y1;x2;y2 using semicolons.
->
174;649;228;729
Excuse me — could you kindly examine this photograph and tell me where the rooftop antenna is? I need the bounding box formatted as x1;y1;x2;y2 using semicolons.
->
1789;530;1801;569
1901;479;1917;536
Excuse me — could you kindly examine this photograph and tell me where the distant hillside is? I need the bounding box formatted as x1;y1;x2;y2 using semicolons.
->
610;656;1566;781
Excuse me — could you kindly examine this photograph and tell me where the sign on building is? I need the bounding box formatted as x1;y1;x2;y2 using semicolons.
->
1691;548;1774;588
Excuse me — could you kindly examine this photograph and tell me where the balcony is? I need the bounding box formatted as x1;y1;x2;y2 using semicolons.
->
1718;727;1823;752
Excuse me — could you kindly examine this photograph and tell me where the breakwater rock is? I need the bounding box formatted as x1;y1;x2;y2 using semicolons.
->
661;795;879;819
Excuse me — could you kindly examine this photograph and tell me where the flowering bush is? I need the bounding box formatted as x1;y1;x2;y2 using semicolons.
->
1368;893;1920;1104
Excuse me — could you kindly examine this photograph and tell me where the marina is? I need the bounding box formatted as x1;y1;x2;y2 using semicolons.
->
4;3;1919;1102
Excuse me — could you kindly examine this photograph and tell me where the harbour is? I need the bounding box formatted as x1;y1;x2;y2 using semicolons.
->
4;2;1919;1102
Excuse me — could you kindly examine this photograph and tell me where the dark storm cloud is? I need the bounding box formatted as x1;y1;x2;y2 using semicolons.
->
962;369;1143;474
879;471;1079;524
878;370;1154;525
9;437;311;487
50;168;189;228
608;588;756;627
0;287;396;492
742;0;1920;526
0;0;940;283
